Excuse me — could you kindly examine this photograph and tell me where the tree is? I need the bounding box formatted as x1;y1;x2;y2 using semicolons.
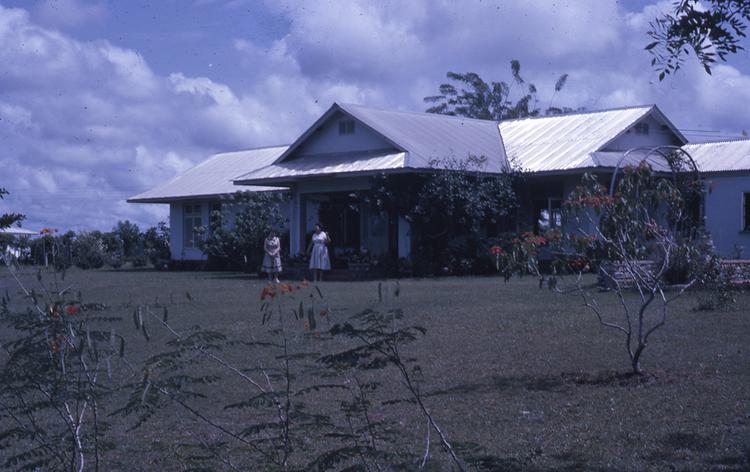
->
143;221;170;267
0;187;24;230
113;220;142;259
424;60;572;120
647;0;750;80
361;156;520;275
199;191;288;271
560;155;715;375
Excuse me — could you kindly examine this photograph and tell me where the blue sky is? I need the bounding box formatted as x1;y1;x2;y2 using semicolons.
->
1;0;749;232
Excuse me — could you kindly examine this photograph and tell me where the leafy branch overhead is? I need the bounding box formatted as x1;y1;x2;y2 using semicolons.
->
647;0;750;80
424;60;574;120
0;187;24;230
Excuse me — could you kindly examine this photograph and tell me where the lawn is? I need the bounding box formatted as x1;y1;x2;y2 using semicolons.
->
1;266;749;471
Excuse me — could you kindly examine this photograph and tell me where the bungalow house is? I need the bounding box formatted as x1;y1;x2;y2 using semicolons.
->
128;102;750;262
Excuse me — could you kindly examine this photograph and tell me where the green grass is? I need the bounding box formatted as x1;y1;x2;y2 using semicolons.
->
1;267;749;471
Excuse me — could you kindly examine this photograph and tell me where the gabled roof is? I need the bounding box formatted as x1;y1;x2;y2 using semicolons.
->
127;146;287;203
271;102;508;171
499;105;686;172
683;139;750;173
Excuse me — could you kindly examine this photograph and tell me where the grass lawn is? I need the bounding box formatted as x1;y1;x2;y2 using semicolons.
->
1;266;749;471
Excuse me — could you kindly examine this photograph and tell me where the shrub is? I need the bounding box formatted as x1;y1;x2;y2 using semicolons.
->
73;232;105;269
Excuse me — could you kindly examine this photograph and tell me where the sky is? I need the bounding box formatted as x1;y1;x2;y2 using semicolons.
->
1;0;749;233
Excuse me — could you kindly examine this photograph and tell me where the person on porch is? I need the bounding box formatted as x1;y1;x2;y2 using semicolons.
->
307;223;331;282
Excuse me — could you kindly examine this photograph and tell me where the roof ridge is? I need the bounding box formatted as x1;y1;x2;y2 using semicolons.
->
499;104;655;124
213;144;290;155
338;102;501;124
499;103;656;124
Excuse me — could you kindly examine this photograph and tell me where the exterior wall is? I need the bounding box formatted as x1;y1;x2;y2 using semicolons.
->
170;197;291;261
704;173;750;258
293;110;396;157
603;115;682;151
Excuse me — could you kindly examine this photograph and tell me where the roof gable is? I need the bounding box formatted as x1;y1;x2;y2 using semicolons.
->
275;102;509;173
499;105;685;172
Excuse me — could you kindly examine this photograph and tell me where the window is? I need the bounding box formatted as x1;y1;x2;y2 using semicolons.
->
184;204;202;249
338;119;355;135
534;198;562;233
634;122;650;135
744;193;750;232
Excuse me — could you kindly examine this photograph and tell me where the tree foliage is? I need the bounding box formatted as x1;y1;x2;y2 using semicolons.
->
560;155;716;374
360;156;520;275
199;191;288;271
0;187;24;230
647;0;750;79
424;60;574;120
112;220;142;260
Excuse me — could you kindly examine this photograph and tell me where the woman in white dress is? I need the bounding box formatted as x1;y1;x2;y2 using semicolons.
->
262;229;282;283
306;223;331;282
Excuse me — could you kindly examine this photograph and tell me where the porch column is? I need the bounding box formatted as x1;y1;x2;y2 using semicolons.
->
289;189;307;255
397;216;411;259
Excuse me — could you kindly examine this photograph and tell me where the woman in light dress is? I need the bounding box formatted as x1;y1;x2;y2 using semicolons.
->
262;229;282;283
306;223;331;282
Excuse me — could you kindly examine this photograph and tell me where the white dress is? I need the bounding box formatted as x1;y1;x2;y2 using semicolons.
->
262;236;282;274
309;231;331;271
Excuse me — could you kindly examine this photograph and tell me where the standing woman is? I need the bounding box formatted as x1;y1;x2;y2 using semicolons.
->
263;229;282;283
307;223;331;282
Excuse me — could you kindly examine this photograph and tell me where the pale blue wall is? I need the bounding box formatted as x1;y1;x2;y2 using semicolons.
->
604;115;682;151
293;111;396;157
704;173;750;258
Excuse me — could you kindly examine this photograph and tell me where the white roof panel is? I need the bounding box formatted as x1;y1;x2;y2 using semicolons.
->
0;227;38;236
338;103;508;172
235;151;407;184
128;146;288;203
499;106;655;172
683;139;750;173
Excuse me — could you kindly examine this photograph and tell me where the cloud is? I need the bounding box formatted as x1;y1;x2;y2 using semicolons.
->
0;5;301;232
2;0;749;234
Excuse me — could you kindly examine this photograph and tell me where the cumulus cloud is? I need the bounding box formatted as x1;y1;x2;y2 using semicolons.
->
0;5;301;232
1;0;749;234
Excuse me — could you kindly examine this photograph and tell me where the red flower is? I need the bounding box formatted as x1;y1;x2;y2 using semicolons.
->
65;305;79;316
489;245;503;256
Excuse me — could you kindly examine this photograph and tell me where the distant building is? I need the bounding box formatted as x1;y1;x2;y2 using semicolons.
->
128;103;750;261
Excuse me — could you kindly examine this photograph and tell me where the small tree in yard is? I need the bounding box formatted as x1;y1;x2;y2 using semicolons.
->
199;191;287;271
561;158;714;375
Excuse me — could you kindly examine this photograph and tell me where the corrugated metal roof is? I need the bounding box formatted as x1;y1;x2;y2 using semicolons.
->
338;103;508;172
272;103;508;176
683;139;750;173
499;106;656;172
0;227;38;236
235;151;407;184
128;146;287;203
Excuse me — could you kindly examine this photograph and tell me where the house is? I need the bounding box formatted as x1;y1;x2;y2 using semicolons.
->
128;102;750;262
128;147;287;261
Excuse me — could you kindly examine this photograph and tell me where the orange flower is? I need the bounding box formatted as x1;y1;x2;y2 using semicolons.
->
279;283;294;294
260;285;277;301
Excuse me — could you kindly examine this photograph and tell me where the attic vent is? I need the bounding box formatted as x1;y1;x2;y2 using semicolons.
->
338;120;355;135
634;122;650;135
